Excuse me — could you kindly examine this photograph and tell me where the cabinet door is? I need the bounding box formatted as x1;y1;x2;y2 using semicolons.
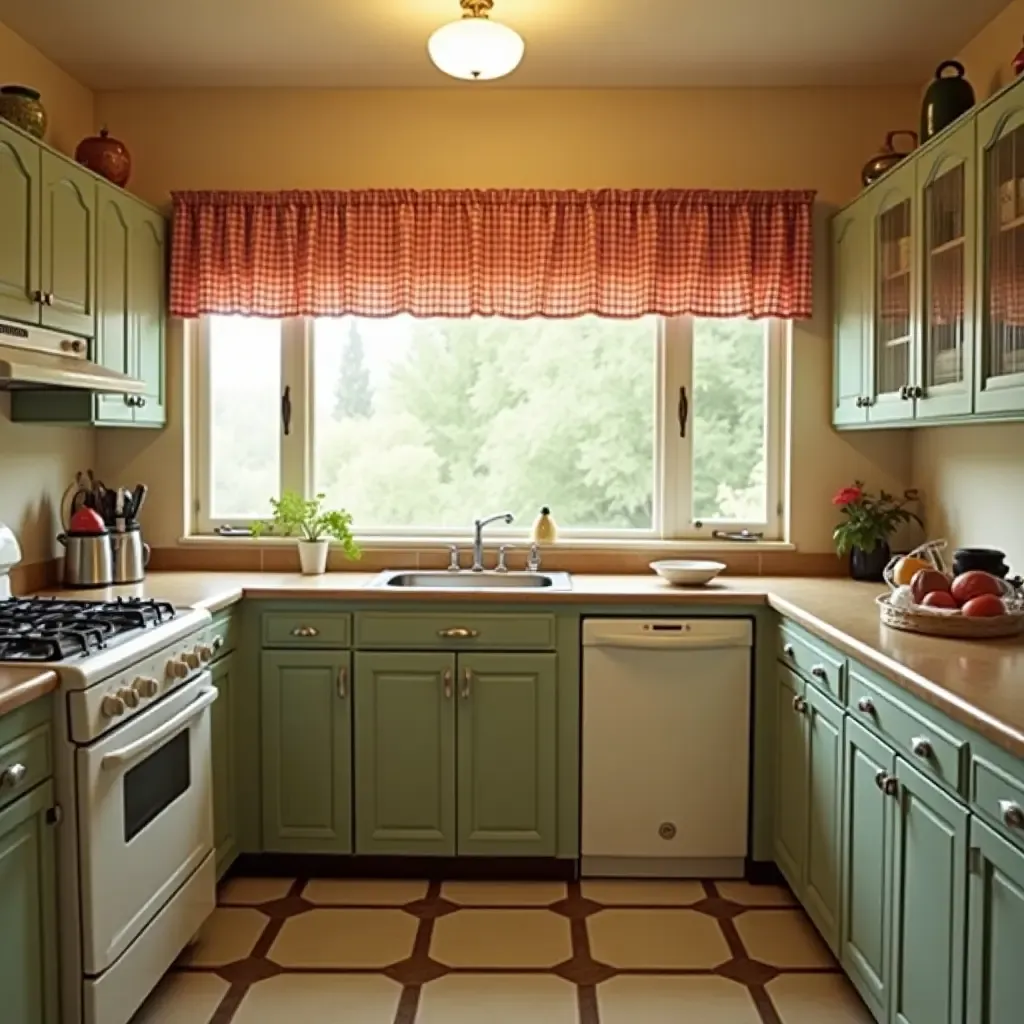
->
353;652;455;855
832;206;870;426
773;667;807;892
841;717;896;1023
976;88;1024;414
39;152;95;337
890;757;968;1024
93;186;135;425
0;123;40;325
261;651;352;854
210;651;238;879
967;818;1024;1023
867;163;918;424
0;783;58;1024
803;685;844;955
916;118;976;420
129;206;166;426
456;653;557;856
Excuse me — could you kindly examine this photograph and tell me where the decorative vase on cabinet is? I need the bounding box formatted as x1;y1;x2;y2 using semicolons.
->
850;543;891;582
0;85;46;138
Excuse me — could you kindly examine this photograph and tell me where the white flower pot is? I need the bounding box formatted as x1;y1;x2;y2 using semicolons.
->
298;538;329;575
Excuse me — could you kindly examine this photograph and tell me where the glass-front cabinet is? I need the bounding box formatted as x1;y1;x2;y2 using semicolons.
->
977;90;1024;414
916;119;976;419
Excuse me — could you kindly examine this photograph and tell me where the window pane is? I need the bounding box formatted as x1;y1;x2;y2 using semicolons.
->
691;318;768;523
208;316;281;519
314;316;656;531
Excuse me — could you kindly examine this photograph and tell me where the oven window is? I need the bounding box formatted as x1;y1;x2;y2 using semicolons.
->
123;730;191;842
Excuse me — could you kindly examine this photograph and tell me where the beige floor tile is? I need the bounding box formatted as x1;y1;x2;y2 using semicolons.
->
766;973;873;1023
431;909;572;968
716;880;796;906
581;879;704;906
179;908;268;967
588;909;730;969
233;973;402;1024
598;975;761;1024
130;972;229;1024
734;909;835;968
268;908;418;968
218;877;294;906
302;878;428;906
418;973;578;1024
441;881;568;906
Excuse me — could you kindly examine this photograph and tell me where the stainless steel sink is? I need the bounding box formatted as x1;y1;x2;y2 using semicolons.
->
369;570;572;592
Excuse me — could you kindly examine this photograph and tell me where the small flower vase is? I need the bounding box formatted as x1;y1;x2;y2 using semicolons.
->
297;539;329;575
850;541;890;582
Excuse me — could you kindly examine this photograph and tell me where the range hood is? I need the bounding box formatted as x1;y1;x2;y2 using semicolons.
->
0;319;145;394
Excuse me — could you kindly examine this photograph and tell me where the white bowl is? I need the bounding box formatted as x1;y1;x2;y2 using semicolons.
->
650;560;726;587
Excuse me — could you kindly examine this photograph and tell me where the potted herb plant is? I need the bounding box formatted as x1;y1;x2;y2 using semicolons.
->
252;491;360;575
832;482;922;581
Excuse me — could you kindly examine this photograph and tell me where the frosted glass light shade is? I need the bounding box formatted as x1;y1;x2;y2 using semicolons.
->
428;16;525;81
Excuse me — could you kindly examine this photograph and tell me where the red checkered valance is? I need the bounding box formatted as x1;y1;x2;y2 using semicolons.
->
169;188;816;320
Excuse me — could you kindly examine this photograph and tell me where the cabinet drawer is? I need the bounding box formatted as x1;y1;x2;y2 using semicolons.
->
354;612;556;651
262;611;351;648
847;669;966;795
971;752;1024;854
778;621;845;702
0;723;52;814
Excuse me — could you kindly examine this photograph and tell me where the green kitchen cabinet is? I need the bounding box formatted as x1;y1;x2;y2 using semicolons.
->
832;202;872;426
0;122;40;325
975;85;1024;415
966;817;1024;1023
889;757;968;1024
841;717;896;1023
353;652;456;856
0;782;59;1024
773;666;808;890
261;650;352;854
457;653;557;856
210;650;238;878
129;204;166;426
39;151;95;337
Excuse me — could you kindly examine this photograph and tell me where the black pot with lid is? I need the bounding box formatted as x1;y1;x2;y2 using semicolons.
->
921;61;975;142
862;130;918;187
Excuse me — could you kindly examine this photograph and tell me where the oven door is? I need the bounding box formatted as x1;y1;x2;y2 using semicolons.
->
76;673;217;975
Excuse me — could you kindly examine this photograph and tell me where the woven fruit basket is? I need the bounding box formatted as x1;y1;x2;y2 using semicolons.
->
878;541;1024;640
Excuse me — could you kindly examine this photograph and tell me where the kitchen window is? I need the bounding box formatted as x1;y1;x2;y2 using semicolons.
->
192;314;787;542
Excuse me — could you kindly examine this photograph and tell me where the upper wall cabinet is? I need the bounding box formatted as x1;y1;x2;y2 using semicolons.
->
832;76;1024;429
0;124;40;325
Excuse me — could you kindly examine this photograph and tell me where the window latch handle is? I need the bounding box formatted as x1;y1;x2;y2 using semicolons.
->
281;385;292;436
677;385;689;438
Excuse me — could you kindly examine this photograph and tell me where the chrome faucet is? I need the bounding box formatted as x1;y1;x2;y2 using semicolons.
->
472;511;514;571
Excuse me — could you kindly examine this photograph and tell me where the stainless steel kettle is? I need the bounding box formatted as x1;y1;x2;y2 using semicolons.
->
111;528;151;585
58;531;113;588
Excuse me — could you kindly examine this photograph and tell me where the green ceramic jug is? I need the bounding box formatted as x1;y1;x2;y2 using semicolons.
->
920;61;975;142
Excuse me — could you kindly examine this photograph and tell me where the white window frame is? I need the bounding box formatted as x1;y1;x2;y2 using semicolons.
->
191;315;788;543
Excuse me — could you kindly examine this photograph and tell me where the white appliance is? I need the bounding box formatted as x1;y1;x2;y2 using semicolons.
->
581;617;753;878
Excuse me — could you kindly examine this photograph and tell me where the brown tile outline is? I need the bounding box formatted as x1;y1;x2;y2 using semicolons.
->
178;877;851;1024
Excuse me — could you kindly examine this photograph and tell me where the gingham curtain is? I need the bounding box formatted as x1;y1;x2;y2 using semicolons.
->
169;188;815;320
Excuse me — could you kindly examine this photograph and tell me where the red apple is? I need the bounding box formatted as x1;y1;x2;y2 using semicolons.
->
910;568;952;605
950;571;1003;607
961;594;1006;617
920;590;958;610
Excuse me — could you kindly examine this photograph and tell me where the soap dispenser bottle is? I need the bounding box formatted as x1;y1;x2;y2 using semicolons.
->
531;507;558;545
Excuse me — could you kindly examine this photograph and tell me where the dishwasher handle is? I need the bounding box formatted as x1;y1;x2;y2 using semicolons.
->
586;633;749;650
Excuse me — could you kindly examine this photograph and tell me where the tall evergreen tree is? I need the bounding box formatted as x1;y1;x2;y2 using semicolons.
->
334;321;373;419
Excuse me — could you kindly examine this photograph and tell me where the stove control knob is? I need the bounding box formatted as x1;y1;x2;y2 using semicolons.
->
101;695;126;718
133;676;160;699
118;687;140;709
165;657;189;680
183;651;201;670
197;644;214;663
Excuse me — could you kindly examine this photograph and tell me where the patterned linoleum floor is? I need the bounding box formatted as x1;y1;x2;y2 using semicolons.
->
132;878;873;1023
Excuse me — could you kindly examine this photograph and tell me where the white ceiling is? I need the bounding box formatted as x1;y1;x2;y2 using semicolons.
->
0;0;1009;89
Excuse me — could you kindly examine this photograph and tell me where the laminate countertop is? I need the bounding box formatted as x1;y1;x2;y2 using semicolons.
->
0;667;58;719
31;571;1024;759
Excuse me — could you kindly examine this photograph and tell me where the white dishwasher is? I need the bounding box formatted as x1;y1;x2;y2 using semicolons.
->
581;618;752;878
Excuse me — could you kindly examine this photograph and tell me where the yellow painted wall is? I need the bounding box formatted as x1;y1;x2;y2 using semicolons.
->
0;19;95;566
92;84;921;553
912;0;1024;569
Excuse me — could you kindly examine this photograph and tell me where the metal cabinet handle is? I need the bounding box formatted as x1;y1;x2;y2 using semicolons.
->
874;770;898;796
782;643;795;657
857;697;876;714
0;763;27;789
855;396;865;408
438;627;479;639
811;664;828;680
291;626;320;638
32;289;44;304
337;665;347;699
1000;800;1024;831
461;668;472;699
443;668;453;699
910;736;933;759
792;695;808;714
137;397;146;409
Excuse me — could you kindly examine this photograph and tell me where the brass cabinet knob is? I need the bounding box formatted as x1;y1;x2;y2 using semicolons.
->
792;695;808;714
0;763;27;788
1000;801;1024;831
910;737;933;759
811;665;828;680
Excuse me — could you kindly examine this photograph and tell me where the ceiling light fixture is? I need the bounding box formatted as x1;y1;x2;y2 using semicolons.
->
428;0;525;82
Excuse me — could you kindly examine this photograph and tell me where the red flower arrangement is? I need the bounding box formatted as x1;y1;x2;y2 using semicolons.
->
832;480;921;556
